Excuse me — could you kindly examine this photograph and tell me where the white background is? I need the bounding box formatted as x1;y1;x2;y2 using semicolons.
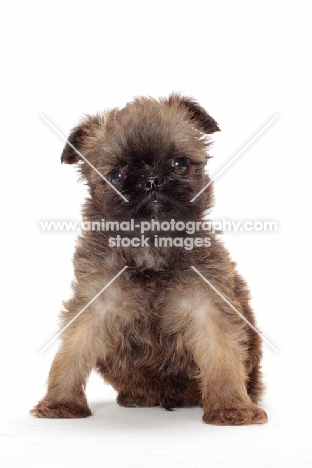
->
1;1;311;467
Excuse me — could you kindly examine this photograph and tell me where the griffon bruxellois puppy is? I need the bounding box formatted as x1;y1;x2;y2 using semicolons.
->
31;94;268;425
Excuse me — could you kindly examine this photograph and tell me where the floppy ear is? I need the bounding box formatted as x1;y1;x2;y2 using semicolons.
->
61;125;85;164
168;93;220;134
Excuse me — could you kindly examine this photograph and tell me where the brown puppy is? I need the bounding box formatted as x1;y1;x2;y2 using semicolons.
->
31;94;268;425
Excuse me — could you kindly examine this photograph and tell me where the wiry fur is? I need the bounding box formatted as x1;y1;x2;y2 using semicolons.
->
31;94;267;425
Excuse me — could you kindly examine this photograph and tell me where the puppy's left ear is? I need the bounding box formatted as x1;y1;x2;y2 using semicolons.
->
168;93;220;134
61;124;86;164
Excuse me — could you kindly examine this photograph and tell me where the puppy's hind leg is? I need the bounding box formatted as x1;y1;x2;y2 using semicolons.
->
117;391;158;408
233;273;265;404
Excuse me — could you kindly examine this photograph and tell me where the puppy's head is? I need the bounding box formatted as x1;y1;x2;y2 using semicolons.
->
61;94;219;222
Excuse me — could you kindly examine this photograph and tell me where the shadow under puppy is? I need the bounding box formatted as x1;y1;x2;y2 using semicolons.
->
31;94;268;425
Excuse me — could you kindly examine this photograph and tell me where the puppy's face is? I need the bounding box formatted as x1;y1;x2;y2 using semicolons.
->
61;94;219;223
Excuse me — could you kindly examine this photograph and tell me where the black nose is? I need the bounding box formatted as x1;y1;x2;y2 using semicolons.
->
146;177;161;192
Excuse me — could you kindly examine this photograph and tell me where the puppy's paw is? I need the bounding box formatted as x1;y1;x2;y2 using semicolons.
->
30;400;92;419
203;405;268;426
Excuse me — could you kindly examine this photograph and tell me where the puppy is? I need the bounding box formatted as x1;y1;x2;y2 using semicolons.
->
31;94;268;425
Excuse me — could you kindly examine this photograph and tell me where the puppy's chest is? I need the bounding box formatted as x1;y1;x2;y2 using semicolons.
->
101;279;193;369
104;313;193;375
129;246;173;271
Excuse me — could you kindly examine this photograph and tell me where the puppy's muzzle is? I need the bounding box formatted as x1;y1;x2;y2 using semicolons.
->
145;177;162;193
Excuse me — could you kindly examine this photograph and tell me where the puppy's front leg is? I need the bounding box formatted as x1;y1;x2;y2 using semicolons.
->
31;319;98;418
186;301;268;425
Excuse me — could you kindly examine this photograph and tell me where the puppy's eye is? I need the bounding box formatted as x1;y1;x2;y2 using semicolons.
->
172;157;189;173
109;169;125;185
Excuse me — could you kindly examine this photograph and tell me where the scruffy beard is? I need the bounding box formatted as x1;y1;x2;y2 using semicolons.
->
129;193;194;221
100;181;205;224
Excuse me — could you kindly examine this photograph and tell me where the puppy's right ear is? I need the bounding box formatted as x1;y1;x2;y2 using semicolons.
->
168;93;220;134
61;125;85;164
